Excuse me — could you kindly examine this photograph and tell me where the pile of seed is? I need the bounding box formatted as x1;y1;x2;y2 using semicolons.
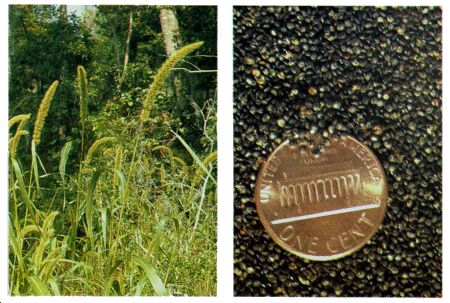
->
233;6;441;297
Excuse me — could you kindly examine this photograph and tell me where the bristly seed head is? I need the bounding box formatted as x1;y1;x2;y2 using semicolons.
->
85;137;116;163
77;66;89;126
32;80;59;146
140;41;203;122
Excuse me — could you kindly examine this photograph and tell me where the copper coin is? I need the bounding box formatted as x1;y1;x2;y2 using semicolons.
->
255;136;388;261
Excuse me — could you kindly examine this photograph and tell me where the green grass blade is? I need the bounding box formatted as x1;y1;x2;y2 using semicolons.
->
59;141;72;182
149;217;166;261
134;256;169;296
102;276;114;296
31;141;41;196
61;236;69;259
86;169;104;250
192;150;217;186
101;207;111;253
111;168;126;197
48;278;61;295
36;151;47;175
59;141;72;210
33;212;59;276
171;130;216;185
9;216;24;273
27;276;51;296
11;158;36;219
134;278;147;296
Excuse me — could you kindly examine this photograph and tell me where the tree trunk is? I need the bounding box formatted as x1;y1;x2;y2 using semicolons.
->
159;7;183;100
59;5;68;81
59;5;67;21
159;8;182;56
118;11;133;89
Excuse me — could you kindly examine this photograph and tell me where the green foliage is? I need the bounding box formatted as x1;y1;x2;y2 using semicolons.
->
9;5;93;168
89;5;216;151
174;6;217;147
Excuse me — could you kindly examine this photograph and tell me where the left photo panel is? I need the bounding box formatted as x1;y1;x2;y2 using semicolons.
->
8;5;217;296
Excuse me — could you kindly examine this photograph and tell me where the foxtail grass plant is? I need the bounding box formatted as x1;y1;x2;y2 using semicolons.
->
32;81;59;146
77;65;88;158
29;81;59;200
9;41;216;296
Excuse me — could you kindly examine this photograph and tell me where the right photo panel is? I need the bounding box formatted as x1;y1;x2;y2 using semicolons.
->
233;6;442;297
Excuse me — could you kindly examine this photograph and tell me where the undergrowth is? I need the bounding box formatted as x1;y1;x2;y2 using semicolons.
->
8;42;217;296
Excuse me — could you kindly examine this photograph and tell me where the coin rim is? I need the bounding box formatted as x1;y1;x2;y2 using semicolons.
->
254;136;389;261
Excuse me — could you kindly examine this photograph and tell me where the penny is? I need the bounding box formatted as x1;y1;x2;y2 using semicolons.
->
255;136;388;261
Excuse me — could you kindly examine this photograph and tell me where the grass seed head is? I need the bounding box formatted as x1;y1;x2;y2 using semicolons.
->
9;114;31;158
140;41;204;122
85;137;116;163
9;114;31;130
32;80;59;146
10;130;29;158
77;66;88;125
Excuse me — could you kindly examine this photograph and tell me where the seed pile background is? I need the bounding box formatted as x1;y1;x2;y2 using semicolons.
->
233;6;441;297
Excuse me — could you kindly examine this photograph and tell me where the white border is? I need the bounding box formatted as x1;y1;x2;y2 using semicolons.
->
1;0;8;301
217;1;233;300
1;1;448;302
